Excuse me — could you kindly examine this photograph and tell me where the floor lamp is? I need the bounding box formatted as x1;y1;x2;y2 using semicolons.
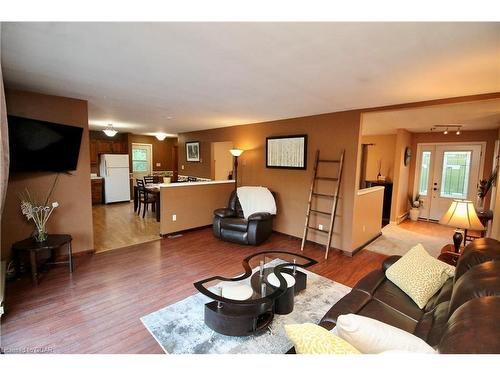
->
229;148;244;188
439;200;485;253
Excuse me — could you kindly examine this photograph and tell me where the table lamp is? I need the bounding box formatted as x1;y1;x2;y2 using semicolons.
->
439;200;485;253
229;148;244;187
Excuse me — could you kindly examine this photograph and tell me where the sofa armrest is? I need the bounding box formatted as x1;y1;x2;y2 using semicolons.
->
382;255;401;271
248;212;272;221
214;208;236;218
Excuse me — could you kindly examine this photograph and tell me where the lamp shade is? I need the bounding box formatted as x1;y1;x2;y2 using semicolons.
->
229;149;244;157
439;200;485;231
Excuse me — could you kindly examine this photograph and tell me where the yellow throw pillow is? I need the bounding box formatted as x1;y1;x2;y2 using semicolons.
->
386;244;455;309
285;323;360;354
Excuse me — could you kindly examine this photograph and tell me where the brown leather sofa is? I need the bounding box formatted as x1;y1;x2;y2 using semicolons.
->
213;191;274;246
292;238;500;353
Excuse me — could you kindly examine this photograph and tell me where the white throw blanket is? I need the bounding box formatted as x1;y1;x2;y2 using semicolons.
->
237;186;277;219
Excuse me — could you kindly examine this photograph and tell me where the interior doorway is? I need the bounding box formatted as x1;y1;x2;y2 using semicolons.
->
414;143;485;220
211;141;234;180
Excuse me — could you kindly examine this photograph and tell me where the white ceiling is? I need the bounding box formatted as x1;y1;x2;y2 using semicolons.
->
1;22;499;136
362;98;500;135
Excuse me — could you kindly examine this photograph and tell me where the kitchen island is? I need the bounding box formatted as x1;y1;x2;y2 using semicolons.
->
158;180;235;236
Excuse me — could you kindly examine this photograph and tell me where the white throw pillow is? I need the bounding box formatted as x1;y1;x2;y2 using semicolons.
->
336;314;436;354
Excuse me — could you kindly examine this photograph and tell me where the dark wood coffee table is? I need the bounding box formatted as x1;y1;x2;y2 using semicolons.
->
193;251;317;336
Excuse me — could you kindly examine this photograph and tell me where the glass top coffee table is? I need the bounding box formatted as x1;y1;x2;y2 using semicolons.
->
193;251;317;336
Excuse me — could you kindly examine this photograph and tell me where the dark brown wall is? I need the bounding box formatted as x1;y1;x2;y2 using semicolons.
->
1;89;93;259
127;134;177;171
178;111;362;252
178;140;211;178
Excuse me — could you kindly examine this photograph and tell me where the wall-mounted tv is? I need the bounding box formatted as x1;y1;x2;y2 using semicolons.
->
8;115;83;173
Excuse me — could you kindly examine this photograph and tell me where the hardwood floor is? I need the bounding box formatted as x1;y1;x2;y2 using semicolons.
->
92;202;160;253
397;219;455;239
1;228;387;354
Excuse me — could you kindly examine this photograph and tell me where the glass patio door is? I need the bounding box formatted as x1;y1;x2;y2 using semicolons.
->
415;144;483;221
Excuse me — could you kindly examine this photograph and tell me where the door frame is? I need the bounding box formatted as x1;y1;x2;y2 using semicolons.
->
413;141;486;220
131;142;154;181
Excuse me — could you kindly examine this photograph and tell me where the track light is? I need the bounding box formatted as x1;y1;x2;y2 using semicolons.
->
431;124;463;135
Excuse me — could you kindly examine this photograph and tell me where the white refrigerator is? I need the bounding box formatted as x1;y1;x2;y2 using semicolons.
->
99;154;130;204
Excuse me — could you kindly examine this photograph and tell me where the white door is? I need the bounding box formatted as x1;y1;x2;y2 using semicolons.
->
415;143;484;220
131;143;153;182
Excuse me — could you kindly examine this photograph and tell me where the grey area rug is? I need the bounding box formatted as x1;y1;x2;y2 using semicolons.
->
365;223;448;258
141;264;351;354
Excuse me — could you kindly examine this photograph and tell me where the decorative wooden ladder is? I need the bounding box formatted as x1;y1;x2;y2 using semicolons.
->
300;150;345;259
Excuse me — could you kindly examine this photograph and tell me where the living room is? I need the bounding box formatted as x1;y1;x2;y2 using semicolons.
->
1;1;499;373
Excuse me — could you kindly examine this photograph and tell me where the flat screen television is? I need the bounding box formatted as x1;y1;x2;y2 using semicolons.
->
8;115;83;173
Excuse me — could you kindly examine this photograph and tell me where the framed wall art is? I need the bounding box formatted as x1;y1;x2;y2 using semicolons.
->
186;141;200;162
266;134;307;169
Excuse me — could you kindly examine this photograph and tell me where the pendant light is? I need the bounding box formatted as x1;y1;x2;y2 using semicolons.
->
103;124;118;137
155;133;168;141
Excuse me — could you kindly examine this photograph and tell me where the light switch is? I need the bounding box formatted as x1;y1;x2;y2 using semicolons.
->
156;162;161;167
172;214;177;222
181;165;185;170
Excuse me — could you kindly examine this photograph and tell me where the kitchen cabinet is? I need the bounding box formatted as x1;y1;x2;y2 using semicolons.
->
91;179;103;205
89;131;128;173
89;139;98;164
112;141;124;154
97;140;113;154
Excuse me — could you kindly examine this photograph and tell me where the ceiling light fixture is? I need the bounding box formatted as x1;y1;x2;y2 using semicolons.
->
155;133;168;141
103;124;118;137
430;124;463;136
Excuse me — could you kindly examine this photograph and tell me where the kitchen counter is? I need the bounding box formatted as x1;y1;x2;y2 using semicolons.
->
160;179;234;188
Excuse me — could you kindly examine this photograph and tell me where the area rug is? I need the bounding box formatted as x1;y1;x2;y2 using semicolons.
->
365;223;448;258
140;265;351;354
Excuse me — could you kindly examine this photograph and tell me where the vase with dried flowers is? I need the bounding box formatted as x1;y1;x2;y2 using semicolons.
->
19;174;60;242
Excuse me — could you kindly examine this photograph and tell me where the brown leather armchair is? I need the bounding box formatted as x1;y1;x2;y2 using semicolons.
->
213;190;274;246
289;238;500;353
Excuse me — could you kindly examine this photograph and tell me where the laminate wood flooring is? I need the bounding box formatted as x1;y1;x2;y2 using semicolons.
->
1;228;387;354
92;202;161;253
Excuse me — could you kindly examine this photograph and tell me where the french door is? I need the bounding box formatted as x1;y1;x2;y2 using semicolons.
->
415;143;484;221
